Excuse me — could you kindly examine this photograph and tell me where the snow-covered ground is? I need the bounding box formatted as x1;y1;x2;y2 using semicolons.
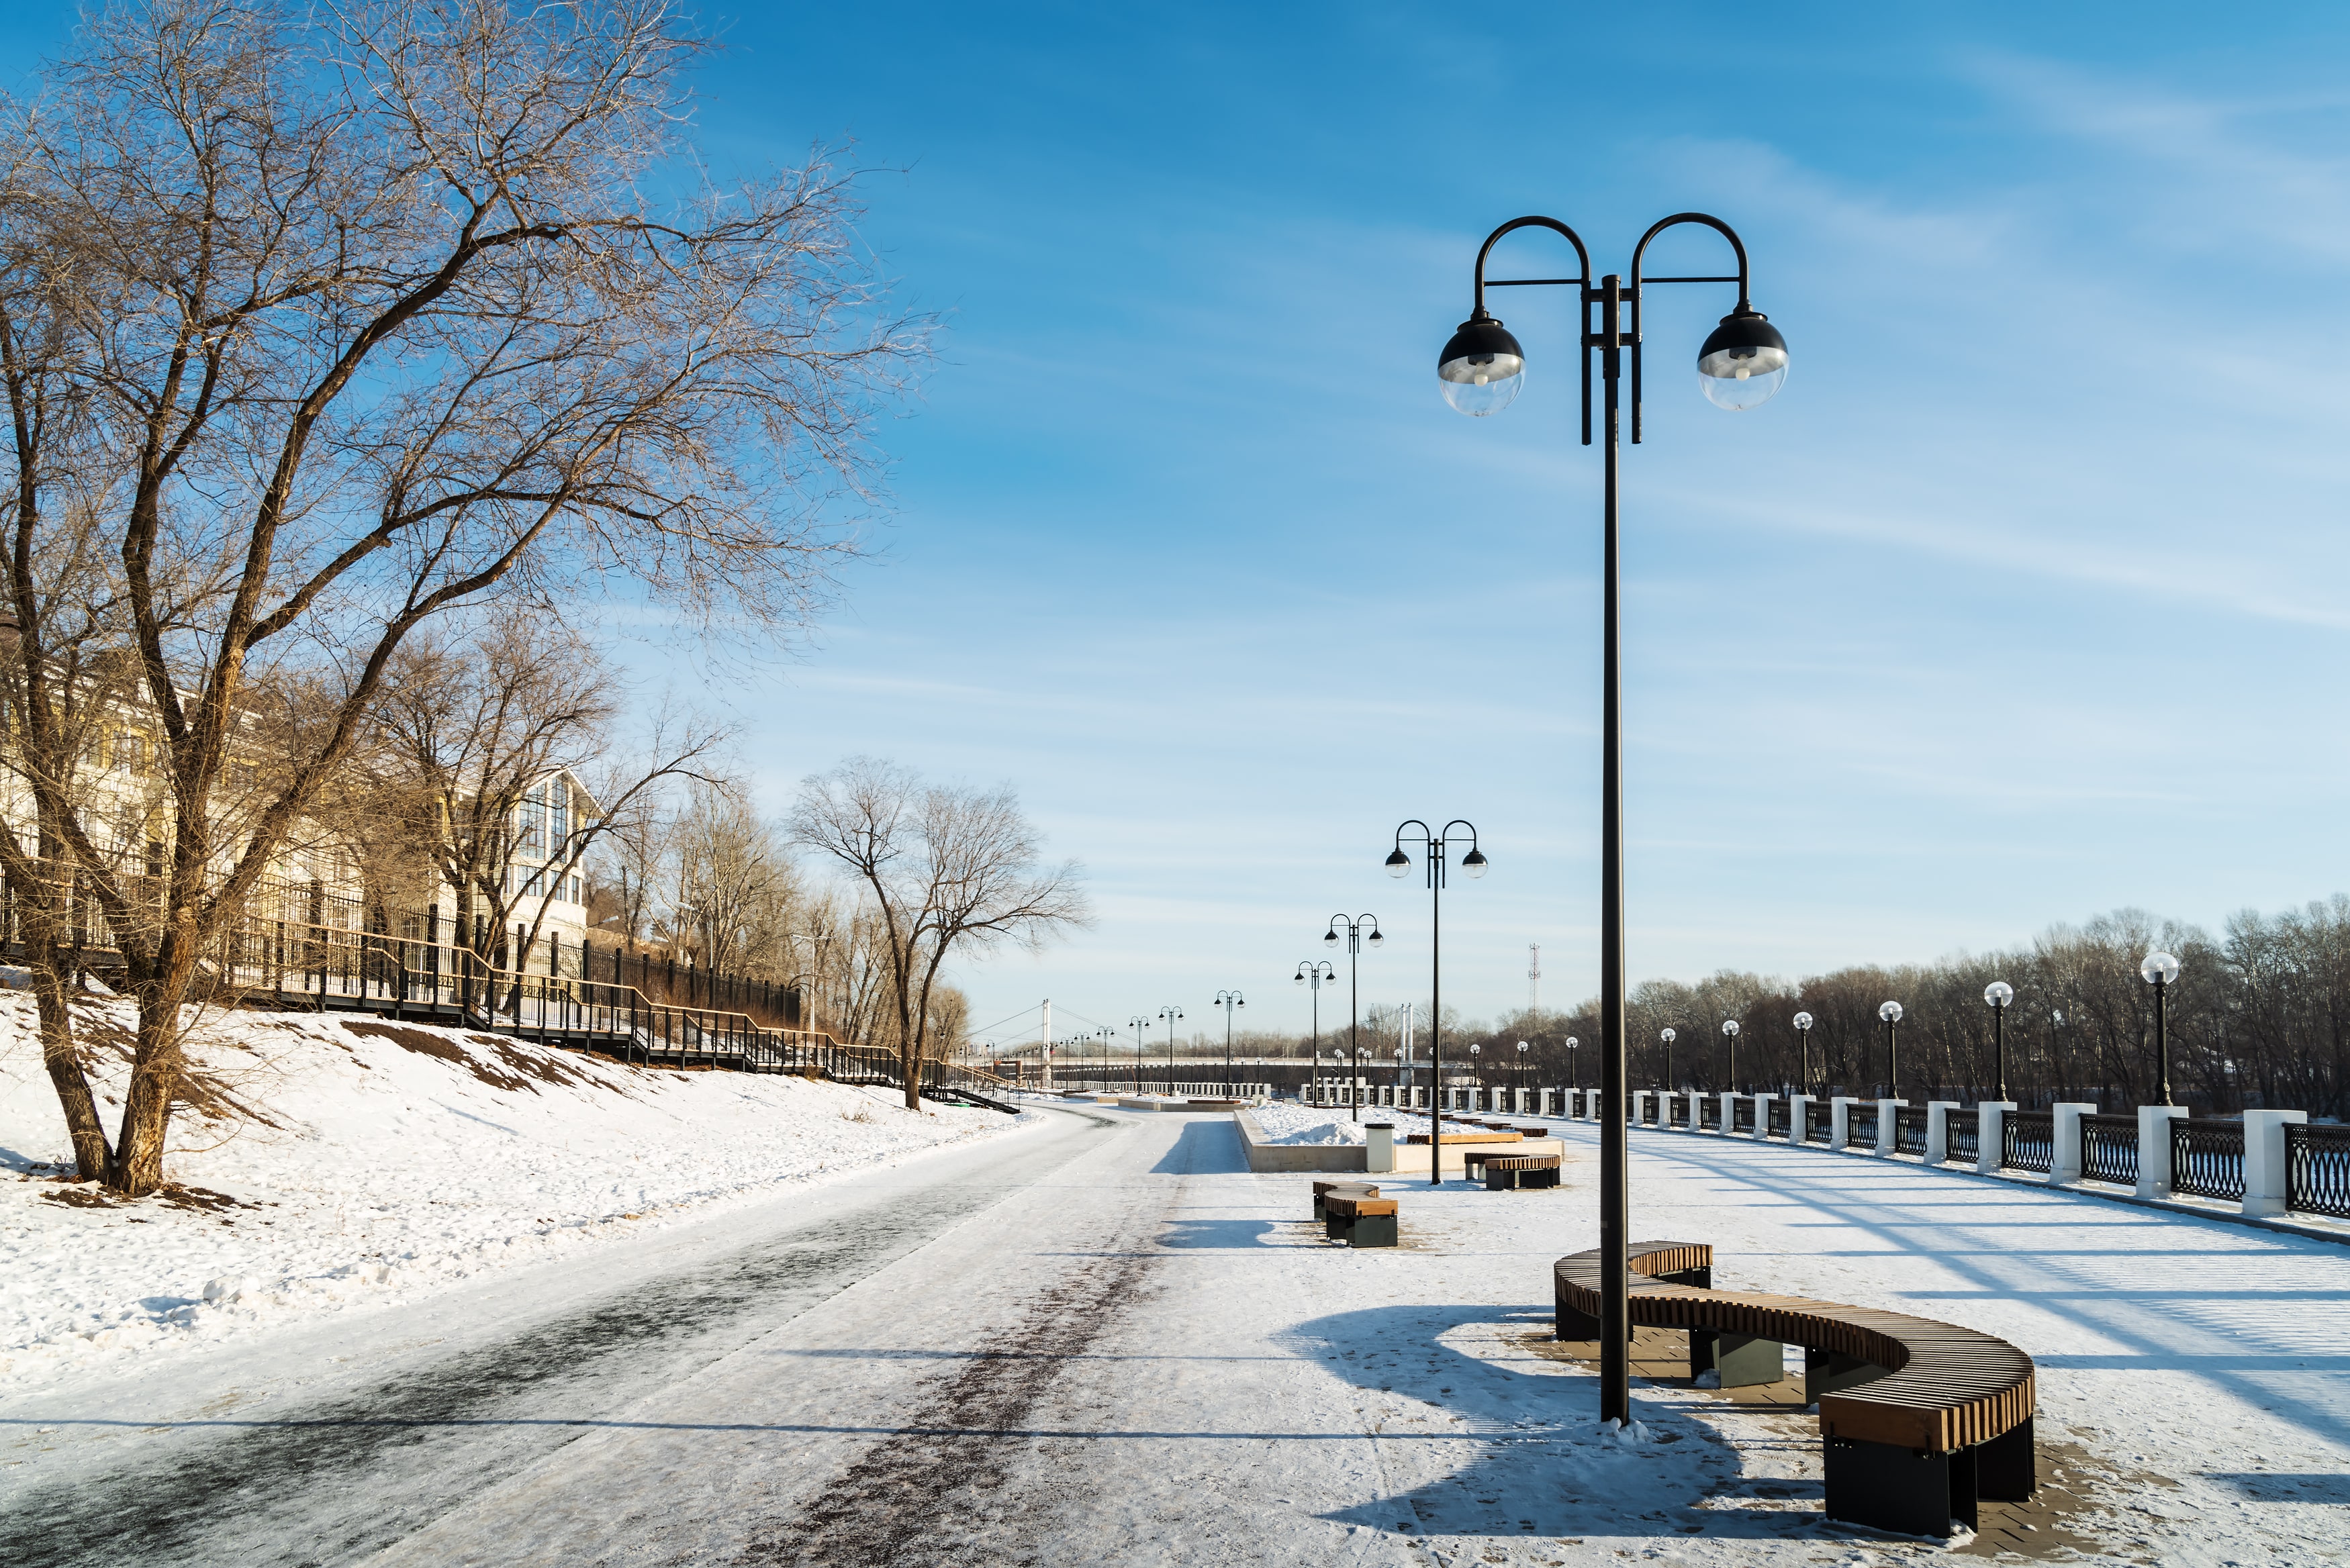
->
0;995;1033;1398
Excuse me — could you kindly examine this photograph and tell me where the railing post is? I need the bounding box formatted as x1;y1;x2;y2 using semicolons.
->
1750;1091;1777;1140
2243;1110;2308;1216
1830;1095;1858;1150
2136;1104;2190;1199
2050;1101;2099;1186
1873;1097;1907;1157
1977;1101;2015;1175
1924;1100;1962;1165
1786;1092;1814;1144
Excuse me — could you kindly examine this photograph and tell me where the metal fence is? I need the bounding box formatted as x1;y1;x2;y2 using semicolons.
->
1894;1107;1929;1157
2286;1124;2350;1218
1848;1105;1879;1148
2169;1118;2246;1202
2080;1114;2141;1187
1699;1097;1722;1131
1732;1097;1754;1134
2004;1111;2054;1173
1768;1097;1791;1137
1805;1100;1831;1144
1947;1112;1979;1165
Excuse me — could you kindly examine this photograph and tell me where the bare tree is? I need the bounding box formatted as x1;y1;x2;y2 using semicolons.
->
1;0;925;1193
790;757;1090;1108
661;779;802;977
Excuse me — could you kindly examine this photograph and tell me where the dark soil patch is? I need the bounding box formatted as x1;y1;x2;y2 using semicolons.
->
341;1021;536;1093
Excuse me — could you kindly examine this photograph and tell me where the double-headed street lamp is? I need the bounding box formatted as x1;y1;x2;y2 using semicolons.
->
1439;211;1785;1426
1982;982;2014;1101
2141;951;2180;1106
1128;1014;1151;1093
1325;914;1384;1124
1720;1018;1741;1093
1213;990;1246;1093
1879;999;1903;1097
1386;818;1487;1182
1159;1006;1184;1089
1293;962;1336;1108
1793;1011;1814;1095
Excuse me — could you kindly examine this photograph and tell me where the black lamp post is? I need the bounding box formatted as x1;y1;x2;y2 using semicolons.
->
1436;212;1783;1428
2139;952;2179;1106
1159;1006;1184;1091
1213;989;1245;1094
1660;1026;1676;1090
1721;1018;1741;1094
1793;1010;1814;1096
1879;999;1903;1097
1982;983;2013;1102
1324;914;1384;1124
1129;1014;1150;1094
1292;963;1335;1111
1386;818;1487;1183
1566;1035;1579;1092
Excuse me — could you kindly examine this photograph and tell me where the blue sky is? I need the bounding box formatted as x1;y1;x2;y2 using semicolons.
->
13;3;2350;1052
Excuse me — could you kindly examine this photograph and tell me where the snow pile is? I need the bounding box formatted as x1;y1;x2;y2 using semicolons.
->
0;996;1031;1395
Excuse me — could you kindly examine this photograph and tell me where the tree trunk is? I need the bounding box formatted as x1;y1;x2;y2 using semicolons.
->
34;971;109;1179
105;934;197;1198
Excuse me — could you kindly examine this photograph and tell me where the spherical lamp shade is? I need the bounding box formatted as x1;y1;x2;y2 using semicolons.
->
1438;313;1526;417
2141;950;2181;985
1983;981;2015;1009
1566;1036;1579;1049
1878;999;1903;1023
1470;1042;1481;1055
1660;1027;1677;1044
1722;1019;1740;1036
1323;929;1340;948
1366;928;1384;948
1460;847;1489;879
1697;309;1789;410
1793;1011;1813;1031
1384;848;1411;878
1294;972;1306;986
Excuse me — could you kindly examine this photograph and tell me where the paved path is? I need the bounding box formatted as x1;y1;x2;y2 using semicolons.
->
9;1106;2349;1566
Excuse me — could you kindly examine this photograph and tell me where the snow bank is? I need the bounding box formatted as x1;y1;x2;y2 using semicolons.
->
0;996;1031;1396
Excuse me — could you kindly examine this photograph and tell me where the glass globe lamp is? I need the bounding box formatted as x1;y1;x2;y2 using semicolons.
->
1384;848;1411;878
1697;309;1789;410
1460;847;1489;879
1878;999;1903;1024
2141;951;2180;985
1437;313;1526;417
1793;1011;1813;1031
1983;981;2014;1009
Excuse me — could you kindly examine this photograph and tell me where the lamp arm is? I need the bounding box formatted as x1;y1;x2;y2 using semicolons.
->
1627;211;1752;444
1469;215;1595;444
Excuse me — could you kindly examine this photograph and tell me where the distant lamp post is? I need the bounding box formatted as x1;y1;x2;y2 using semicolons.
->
1878;999;1903;1097
1660;1026;1677;1089
1295;961;1340;1111
1387;818;1487;1185
1982;982;2014;1101
1159;1006;1184;1089
1129;1014;1151;1093
1324;913;1384;1124
1213;989;1246;1094
1517;1039;1530;1099
2140;951;2180;1106
1566;1036;1580;1089
1720;1018;1741;1092
1792;1011;1814;1095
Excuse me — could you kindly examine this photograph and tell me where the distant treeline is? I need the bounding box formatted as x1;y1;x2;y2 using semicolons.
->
1472;902;2350;1117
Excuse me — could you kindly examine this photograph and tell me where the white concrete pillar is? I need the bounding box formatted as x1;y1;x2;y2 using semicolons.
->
1751;1092;1777;1139
1924;1100;1963;1165
1787;1093;1814;1144
2243;1110;2308;1217
1685;1092;1703;1133
1875;1097;1908;1157
2050;1102;2098;1186
1830;1095;1859;1150
1717;1091;1737;1135
1630;1089;1648;1126
1976;1101;2014;1175
2136;1104;2189;1198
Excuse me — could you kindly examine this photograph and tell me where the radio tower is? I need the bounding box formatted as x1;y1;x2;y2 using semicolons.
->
1528;943;1542;1016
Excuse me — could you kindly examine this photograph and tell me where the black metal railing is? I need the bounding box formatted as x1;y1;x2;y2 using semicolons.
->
1804;1100;1830;1144
1699;1096;1722;1130
2081;1113;2141;1187
1947;1111;1980;1165
1894;1106;1928;1157
1848;1105;1879;1148
2286;1123;2350;1218
1732;1097;1754;1133
2004;1110;2054;1173
2170;1118;2245;1202
1768;1097;1791;1138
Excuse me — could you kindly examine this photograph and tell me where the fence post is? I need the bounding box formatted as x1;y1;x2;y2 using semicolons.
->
1830;1095;1858;1150
2242;1110;2309;1216
1977;1101;2015;1175
1786;1092;1813;1143
1924;1100;1961;1165
2049;1102;2099;1186
1750;1091;1777;1140
2135;1104;2190;1199
1873;1097;1907;1157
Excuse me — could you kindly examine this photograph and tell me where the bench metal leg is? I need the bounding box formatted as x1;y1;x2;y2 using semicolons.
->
1975;1415;2036;1502
1708;1332;1783;1387
1349;1214;1397;1248
1807;1347;1887;1403
1325;1212;1352;1243
1824;1436;1963;1538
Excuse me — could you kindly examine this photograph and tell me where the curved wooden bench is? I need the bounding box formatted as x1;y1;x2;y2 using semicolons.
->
1322;1192;1398;1247
1553;1241;2036;1538
1480;1153;1560;1189
1311;1179;1377;1221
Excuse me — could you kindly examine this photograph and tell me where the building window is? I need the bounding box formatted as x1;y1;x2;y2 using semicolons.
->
114;734;146;773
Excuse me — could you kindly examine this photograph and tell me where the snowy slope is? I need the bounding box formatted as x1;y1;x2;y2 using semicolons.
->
0;996;1033;1396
